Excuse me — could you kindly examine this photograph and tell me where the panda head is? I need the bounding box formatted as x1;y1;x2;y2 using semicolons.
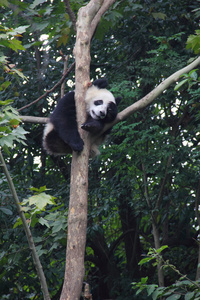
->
85;85;120;122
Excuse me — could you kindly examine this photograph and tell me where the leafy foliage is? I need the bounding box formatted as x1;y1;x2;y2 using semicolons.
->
133;246;200;299
186;30;200;54
0;103;28;152
1;0;200;299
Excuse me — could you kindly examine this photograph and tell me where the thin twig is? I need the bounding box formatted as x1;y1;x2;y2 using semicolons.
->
64;0;77;31
18;62;75;112
60;51;69;98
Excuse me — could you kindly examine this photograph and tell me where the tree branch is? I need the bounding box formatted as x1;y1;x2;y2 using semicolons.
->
89;0;118;39
64;0;77;31
60;52;69;98
0;149;51;300
17;62;75;112
101;56;200;134
19;56;200;127
19;116;49;123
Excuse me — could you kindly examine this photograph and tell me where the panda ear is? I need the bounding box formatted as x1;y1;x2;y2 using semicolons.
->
93;78;108;89
115;97;122;105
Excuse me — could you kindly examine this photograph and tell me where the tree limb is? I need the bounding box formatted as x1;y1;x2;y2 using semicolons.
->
17;62;75;112
0;149;51;300
102;56;200;133
89;0;118;39
19;56;200;126
64;0;77;31
19;116;49;123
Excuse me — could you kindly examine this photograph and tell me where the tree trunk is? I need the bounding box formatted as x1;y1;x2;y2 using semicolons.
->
195;179;200;280
60;1;105;299
152;221;165;287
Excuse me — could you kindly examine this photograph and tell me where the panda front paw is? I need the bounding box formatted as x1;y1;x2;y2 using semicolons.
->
81;122;92;131
81;122;103;134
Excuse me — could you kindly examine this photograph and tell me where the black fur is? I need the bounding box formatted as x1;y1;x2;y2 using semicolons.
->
43;79;121;156
93;78;108;89
44;91;84;153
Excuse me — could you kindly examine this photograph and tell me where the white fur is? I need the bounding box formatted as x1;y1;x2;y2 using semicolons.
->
42;122;54;155
43;122;54;139
84;85;116;157
85;85;115;120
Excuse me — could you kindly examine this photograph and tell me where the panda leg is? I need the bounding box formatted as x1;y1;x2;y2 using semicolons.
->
57;124;84;152
67;131;84;152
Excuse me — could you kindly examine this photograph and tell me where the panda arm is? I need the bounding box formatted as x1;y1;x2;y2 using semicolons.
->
81;116;104;134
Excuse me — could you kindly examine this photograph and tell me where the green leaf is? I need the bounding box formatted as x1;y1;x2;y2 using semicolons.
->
30;186;47;193
12;68;28;80
0;0;8;7
13;217;23;228
12;126;29;136
11;26;29;35
152;287;166;300
0;80;11;91
156;245;168;254
186;30;200;54
139;257;154;265
28;193;55;210
52;217;67;233
32;22;49;32
152;12;167;20
185;292;195;300
189;69;198;80
35;244;48;257
166;294;181;300
147;284;158;296
0;53;8;63
0;135;13;147
30;0;47;9
174;79;188;91
0;207;13;215
8;39;25;52
38;217;50;228
141;277;148;283
0;99;13;105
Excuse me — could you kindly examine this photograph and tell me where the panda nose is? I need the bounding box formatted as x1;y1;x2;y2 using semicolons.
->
100;111;106;117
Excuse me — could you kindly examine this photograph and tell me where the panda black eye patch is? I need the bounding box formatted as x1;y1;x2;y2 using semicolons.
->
94;100;103;106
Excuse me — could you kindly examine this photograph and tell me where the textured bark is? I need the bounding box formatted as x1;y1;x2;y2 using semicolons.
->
152;222;165;287
195;179;200;280
60;1;117;299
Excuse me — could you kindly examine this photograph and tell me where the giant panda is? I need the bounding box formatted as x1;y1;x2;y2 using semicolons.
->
43;78;121;157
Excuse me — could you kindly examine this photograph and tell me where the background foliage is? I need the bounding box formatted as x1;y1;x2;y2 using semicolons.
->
0;0;200;299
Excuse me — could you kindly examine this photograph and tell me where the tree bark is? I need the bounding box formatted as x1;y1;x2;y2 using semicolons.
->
195;179;200;280
152;222;165;287
60;1;114;299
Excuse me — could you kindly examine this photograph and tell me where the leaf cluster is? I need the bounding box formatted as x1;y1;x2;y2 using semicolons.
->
133;246;200;300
